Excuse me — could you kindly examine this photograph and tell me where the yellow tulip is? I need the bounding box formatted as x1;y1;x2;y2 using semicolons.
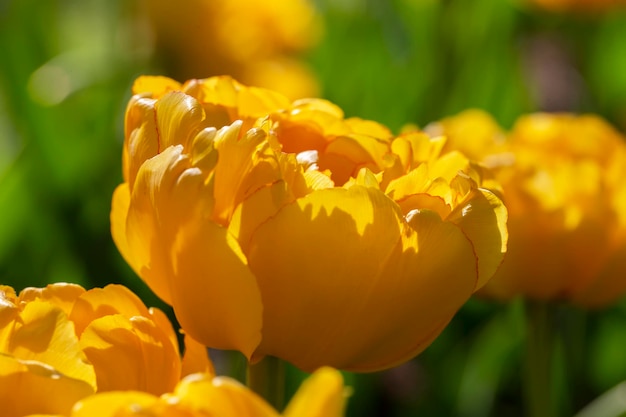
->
111;76;508;372
0;283;212;417
68;367;347;417
432;110;626;308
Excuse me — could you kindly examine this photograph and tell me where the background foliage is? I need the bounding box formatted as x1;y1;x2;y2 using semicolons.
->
2;0;626;415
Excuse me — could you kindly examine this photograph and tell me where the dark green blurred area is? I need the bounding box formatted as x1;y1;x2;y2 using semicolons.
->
2;0;626;416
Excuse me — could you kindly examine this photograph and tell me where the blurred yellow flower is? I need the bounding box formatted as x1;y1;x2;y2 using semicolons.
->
141;0;322;100
0;283;211;417
67;367;346;417
111;76;508;372
430;110;626;307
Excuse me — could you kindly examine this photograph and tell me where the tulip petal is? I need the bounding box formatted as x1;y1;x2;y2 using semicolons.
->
447;189;508;288
155;92;206;151
80;314;180;395
391;132;446;171
110;183;143;282
228;180;293;254
181;333;214;378
0;286;19;330
238;86;292;119
4;300;96;388
247;185;406;370
124;96;159;188
172;374;278;417
212;122;281;224
319;134;389;185
70;391;158;417
19;283;85;317
248;185;479;371
171;218;263;359
283;367;347;417
0;356;94;417
124;146;193;304
69;284;151;336
345;117;393;140
149;307;181;359
132;75;181;97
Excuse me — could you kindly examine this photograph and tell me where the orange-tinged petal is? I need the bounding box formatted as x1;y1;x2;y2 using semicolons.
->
272;100;350;154
70;391;158;417
319;134;389;185
3;300;96;388
69;284;150;336
80;314;180;395
19;283;85;317
446;189;508;288
0;356;94;417
283;367;347;417
172;374;278;417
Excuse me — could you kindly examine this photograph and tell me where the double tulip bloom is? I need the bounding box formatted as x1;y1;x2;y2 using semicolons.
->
0;283;347;417
0;283;211;416
430;110;626;307
111;76;508;372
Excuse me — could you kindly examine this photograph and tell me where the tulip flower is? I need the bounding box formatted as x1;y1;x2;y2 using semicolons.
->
0;283;211;417
429;110;626;308
66;367;346;417
142;0;322;100
111;76;508;372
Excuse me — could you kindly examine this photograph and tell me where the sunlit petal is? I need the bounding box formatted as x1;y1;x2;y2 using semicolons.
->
0;356;94;417
283;367;347;417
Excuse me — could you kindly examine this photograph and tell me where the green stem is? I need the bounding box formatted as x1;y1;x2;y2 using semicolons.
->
247;356;286;411
524;300;556;417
